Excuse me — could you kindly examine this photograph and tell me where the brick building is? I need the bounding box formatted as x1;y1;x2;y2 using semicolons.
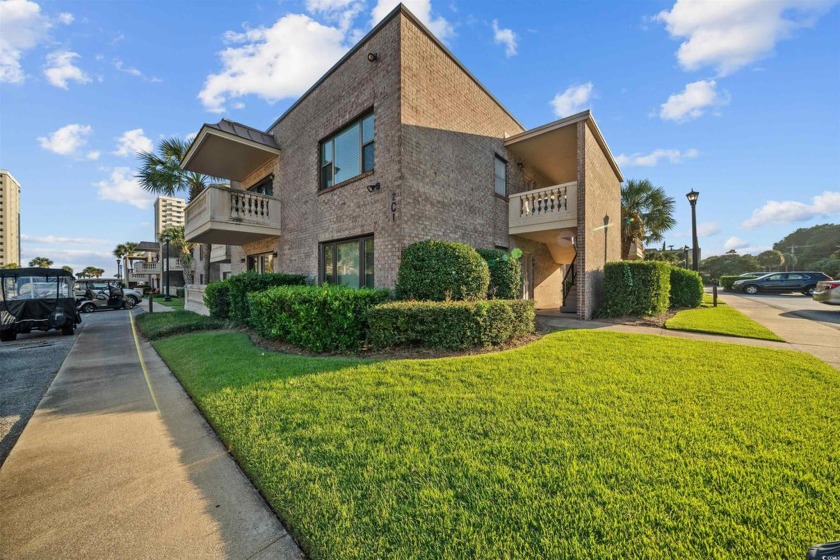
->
182;4;622;319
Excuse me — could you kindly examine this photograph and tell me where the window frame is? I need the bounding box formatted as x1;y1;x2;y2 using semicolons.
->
319;110;375;191
319;235;374;289
494;154;508;198
246;252;275;274
248;174;274;196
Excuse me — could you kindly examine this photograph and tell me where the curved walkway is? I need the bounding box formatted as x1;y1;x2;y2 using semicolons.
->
0;309;301;559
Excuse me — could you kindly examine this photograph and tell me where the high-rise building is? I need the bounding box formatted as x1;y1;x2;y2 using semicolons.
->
154;196;186;239
0;170;21;268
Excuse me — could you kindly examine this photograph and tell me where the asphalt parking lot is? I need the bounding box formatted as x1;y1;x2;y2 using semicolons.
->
0;320;84;467
727;291;840;328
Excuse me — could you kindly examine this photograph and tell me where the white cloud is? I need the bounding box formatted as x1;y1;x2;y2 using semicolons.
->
724;236;750;251
654;0;836;76
86;150;101;160
616;148;699;167
113;58;162;83
22;234;108;245
43;50;90;88
0;0;51;83
492;19;517;57
113;128;153;157
306;0;364;30
659;79;728;122
742;191;840;229
199;14;349;113
38;123;93;155
58;12;73;24
697;221;721;237
371;0;453;41
550;82;593;118
95;167;156;209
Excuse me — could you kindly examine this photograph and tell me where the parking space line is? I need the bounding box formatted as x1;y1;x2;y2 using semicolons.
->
129;311;160;414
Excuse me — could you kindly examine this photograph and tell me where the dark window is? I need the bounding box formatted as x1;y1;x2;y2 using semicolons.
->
247;252;275;273
494;155;507;196
321;236;374;288
248;175;274;196
320;113;374;189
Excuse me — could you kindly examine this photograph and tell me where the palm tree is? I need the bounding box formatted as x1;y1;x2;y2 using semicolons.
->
621;179;677;260
62;265;74;275
122;241;140;284
28;256;54;267
137;137;219;284
159;226;195;285
113;243;127;280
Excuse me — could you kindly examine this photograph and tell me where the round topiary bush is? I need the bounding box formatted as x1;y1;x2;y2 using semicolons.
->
476;248;522;299
396;240;490;301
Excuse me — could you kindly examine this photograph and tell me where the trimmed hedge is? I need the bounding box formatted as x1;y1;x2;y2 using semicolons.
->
227;272;307;325
368;299;535;350
204;281;231;319
719;276;742;291
600;261;671;317
396;240;490;301
248;285;390;352
135;311;224;340
669;267;704;308
476;248;522;299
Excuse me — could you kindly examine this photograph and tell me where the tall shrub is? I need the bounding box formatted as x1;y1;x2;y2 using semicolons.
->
227;272;307;325
204;280;231;319
476;248;522;299
669;267;703;308
249;285;390;352
600;261;671;317
396;240;489;301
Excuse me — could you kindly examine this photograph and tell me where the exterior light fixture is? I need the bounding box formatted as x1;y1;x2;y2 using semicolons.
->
686;189;700;271
367;52;378;62
366;182;381;193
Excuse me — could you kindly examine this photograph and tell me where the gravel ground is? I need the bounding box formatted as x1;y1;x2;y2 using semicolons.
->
0;318;86;467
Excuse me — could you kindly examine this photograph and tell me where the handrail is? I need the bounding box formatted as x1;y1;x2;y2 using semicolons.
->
563;252;577;302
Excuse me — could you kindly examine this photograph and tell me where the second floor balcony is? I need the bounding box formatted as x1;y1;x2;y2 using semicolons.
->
184;185;281;245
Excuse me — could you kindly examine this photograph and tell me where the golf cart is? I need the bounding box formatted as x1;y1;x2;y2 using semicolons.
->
76;279;134;313
0;267;81;342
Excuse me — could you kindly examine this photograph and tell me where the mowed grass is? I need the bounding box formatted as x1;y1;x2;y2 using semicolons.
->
135;310;223;340
666;294;783;341
152;329;839;559
153;295;185;310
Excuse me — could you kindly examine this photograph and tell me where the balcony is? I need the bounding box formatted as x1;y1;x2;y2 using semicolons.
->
509;182;577;236
184;185;281;245
210;244;231;263
129;259;184;277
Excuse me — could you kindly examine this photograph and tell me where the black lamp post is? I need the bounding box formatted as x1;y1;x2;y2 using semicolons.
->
116;259;121;283
686;189;700;271
682;245;690;269
163;235;172;301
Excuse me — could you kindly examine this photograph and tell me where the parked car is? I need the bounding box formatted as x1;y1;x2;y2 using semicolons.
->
738;272;768;278
1;267;81;341
75;279;135;313
732;272;833;295
812;279;840;305
75;279;143;307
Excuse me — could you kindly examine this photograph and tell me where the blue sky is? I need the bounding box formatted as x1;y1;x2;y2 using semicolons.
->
1;0;838;276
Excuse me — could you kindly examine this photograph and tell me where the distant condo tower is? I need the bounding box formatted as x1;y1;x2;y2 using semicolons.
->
154;196;186;239
0;170;21;268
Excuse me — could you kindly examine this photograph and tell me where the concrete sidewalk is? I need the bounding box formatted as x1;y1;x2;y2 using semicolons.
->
0;309;302;559
720;293;840;370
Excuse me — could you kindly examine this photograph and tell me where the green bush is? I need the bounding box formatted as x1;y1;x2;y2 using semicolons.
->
669;267;704;308
719;276;742;290
248;285;390;352
204;280;232;319
396;240;490;301
476;248;522;299
135;310;224;340
600;261;671;317
368;299;535;350
228;272;307;325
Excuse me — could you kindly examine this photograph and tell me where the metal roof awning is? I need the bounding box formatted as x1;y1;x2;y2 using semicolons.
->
180;119;281;182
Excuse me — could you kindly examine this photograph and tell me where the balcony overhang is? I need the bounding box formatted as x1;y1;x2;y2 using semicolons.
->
184;185;281;245
181;119;281;182
505;110;623;184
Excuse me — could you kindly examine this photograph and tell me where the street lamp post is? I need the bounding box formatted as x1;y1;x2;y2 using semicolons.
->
686;190;700;271
163;235;172;301
116;259;121;283
683;245;690;269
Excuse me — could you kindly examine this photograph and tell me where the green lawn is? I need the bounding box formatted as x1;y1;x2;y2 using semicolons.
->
153;329;838;559
153;295;185;310
136;310;223;340
665;294;783;341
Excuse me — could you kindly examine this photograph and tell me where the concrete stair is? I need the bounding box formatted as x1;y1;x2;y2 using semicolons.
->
561;286;577;313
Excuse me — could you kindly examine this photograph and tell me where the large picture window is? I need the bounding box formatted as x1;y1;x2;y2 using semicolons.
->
321;236;374;288
320;113;375;190
247;252;274;273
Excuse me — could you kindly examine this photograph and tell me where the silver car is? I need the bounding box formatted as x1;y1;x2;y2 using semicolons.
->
812;280;840;305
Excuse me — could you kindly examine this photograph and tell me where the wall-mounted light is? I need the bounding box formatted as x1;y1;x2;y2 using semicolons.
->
366;182;381;193
272;251;278;257
367;52;378;62
240;258;246;263
517;162;524;172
